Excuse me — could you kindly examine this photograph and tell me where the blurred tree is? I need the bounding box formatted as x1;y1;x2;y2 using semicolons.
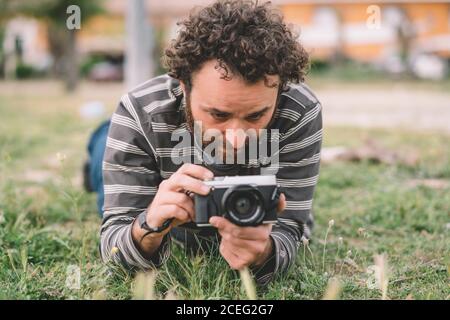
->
125;0;153;89
0;0;104;91
0;0;10;78
0;28;4;78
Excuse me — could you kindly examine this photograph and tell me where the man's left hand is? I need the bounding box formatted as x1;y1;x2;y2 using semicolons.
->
209;193;286;270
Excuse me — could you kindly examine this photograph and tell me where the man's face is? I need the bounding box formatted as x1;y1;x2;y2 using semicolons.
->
182;60;280;160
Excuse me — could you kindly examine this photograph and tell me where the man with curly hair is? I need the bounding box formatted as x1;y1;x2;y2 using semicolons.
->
95;0;322;286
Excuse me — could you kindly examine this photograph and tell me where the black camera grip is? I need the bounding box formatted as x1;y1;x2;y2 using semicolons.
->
269;187;281;212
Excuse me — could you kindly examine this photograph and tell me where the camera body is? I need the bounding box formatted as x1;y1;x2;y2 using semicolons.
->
194;175;279;227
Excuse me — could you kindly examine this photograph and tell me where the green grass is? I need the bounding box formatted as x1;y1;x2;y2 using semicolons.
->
0;81;449;300
308;62;450;92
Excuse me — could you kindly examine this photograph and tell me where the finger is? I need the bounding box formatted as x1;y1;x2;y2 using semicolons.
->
209;216;234;233
211;216;271;241
217;224;270;242
229;244;258;263
277;193;286;214
178;163;214;181
158;192;195;219
164;204;190;223
151;204;191;227
219;241;248;270
219;233;266;257
167;172;211;195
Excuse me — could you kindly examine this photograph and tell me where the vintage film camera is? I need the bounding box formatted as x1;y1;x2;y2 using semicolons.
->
194;175;280;227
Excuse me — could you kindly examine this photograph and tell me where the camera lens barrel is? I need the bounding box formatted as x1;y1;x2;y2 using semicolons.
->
221;185;265;226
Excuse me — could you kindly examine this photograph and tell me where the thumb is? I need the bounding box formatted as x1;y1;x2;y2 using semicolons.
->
277;193;286;214
209;216;228;229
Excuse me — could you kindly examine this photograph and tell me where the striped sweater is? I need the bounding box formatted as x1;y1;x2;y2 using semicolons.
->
100;74;323;285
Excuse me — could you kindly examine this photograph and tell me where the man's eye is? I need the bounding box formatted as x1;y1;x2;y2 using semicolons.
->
211;112;230;120
246;113;264;121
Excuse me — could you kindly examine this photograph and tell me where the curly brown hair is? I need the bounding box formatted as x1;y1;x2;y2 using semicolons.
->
163;0;309;91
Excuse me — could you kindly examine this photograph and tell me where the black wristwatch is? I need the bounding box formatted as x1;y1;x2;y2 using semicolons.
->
138;210;173;236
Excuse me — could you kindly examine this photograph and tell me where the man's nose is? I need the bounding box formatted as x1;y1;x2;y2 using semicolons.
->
225;122;248;150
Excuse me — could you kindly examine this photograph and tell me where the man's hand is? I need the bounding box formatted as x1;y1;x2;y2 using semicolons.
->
132;163;213;257
210;193;286;270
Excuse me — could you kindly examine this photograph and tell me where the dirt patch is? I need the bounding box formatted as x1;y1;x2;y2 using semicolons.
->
22;170;54;183
321;139;419;166
405;179;450;189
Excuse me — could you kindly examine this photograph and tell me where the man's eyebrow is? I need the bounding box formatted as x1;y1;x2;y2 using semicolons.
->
209;107;232;114
200;105;271;115
245;106;271;116
200;105;231;113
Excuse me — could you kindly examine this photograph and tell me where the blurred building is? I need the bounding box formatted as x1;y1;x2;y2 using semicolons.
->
281;1;450;60
3;0;450;79
82;0;450;59
89;0;450;78
2;17;52;78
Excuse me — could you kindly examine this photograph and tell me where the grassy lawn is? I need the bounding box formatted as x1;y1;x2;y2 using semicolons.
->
0;80;448;300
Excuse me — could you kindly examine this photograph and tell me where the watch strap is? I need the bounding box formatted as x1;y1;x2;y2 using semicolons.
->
138;210;173;237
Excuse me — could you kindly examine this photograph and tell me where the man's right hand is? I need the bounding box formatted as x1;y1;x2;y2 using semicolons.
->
132;163;214;257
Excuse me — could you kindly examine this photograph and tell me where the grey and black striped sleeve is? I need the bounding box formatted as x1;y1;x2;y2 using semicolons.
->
100;95;170;271
251;100;323;285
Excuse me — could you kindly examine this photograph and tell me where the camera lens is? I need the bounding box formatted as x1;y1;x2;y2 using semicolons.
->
222;185;264;226
235;196;252;215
